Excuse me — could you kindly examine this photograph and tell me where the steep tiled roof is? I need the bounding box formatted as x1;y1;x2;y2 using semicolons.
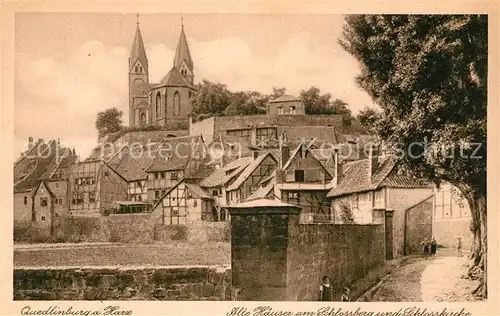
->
226;198;301;209
246;183;274;201
226;152;276;191
108;146;156;182
270;95;301;103
146;136;203;172
379;169;433;188
327;156;430;198
155;67;191;88
39;148;73;180
185;183;211;199
14;141;59;193
199;156;252;188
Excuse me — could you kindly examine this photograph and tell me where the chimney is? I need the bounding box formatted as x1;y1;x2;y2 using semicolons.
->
368;144;379;178
38;138;44;145
250;126;257;147
28;137;34;150
333;147;343;187
252;150;259;160
281;145;290;168
276;168;284;184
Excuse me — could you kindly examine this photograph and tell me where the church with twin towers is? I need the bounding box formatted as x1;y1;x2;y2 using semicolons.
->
128;16;196;127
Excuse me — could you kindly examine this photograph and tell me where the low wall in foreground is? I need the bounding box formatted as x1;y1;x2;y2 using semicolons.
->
14;265;232;301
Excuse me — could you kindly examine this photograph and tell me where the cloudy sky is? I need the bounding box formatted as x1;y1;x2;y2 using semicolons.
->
15;12;376;158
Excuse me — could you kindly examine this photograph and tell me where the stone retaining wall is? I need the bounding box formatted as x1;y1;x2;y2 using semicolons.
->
14;265;231;301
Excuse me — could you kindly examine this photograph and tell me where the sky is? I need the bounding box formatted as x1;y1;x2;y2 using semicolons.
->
15;12;377;159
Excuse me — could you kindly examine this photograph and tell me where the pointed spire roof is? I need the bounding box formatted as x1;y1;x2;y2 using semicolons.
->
129;15;148;72
173;22;193;71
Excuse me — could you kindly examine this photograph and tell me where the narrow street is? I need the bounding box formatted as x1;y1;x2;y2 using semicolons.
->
371;249;482;302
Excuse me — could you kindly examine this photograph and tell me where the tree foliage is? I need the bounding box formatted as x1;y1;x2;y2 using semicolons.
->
356;106;381;133
300;87;353;125
340;14;487;296
95;107;124;140
190;81;354;124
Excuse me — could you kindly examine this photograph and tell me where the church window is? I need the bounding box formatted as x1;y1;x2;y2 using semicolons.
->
140;113;146;124
156;92;162;117
173;92;181;116
24;196;27;205
135;66;138;73
139;66;143;73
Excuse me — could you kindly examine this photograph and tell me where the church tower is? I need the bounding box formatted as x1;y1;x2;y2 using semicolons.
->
173;19;194;85
128;15;150;126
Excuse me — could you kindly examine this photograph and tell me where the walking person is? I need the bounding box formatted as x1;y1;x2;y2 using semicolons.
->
430;237;437;256
421;238;430;259
341;287;351;302
319;276;333;301
456;237;463;257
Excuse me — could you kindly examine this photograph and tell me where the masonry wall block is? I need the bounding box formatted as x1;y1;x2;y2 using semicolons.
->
14;266;231;301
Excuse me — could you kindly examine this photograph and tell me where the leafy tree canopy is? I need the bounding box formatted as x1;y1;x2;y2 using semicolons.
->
340;14;487;296
191;82;354;125
95;107;124;140
356;106;381;133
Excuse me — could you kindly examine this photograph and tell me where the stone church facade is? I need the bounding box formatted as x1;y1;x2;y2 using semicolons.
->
128;18;196;127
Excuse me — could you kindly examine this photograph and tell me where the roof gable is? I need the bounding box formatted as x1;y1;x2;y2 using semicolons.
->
327;156;400;198
155;67;191;88
226;153;277;191
146;136;203;172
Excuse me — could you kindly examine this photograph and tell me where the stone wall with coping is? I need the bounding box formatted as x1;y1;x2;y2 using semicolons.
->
229;205;386;301
14;265;231;301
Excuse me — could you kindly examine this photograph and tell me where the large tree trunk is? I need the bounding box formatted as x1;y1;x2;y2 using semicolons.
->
466;191;487;298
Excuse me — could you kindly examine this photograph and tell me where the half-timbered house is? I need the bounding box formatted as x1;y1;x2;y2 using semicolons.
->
273;140;335;223
225;152;278;205
68;159;128;216
145;135;209;204
151;179;213;225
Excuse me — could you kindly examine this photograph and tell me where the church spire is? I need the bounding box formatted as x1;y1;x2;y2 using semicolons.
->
129;14;148;73
173;16;193;71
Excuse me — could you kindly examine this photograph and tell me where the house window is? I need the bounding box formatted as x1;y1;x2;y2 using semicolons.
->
137;195;142;202
160;172;165;179
351;194;358;208
55;183;59;189
89;192;96;203
171;172;178;180
161;190;166;196
289;106;296;114
155;191;160;200
212;190;220;197
155;173;160;180
40;197;48;207
284;192;300;204
24;196;27;205
58;198;63;205
226;129;251;141
41;216;46;221
140;113;146;124
278;106;283;115
256;127;277;143
294;170;305;182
